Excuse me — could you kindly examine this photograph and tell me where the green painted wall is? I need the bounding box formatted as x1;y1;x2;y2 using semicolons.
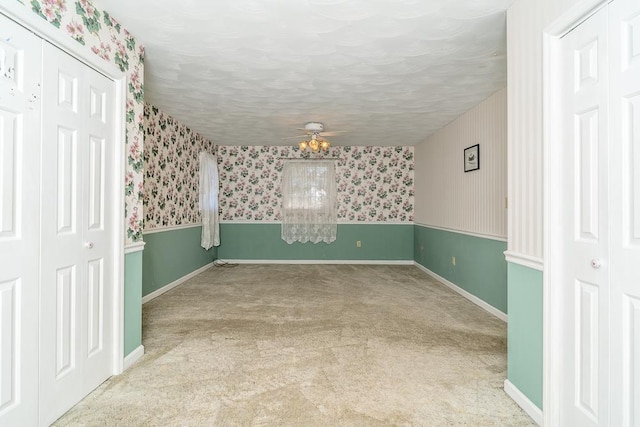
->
507;262;543;409
124;251;143;356
413;225;508;314
142;226;216;297
217;223;413;261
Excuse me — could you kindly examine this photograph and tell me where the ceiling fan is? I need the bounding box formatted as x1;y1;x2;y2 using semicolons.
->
286;122;346;152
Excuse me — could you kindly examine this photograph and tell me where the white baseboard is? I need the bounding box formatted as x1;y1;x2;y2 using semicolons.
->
123;345;144;371
217;259;415;265
142;262;214;304
413;262;508;322
504;379;543;426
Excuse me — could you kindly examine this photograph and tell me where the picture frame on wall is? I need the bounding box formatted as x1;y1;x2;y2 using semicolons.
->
464;144;480;172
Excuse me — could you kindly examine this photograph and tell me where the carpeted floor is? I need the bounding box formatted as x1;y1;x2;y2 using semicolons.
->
54;264;534;426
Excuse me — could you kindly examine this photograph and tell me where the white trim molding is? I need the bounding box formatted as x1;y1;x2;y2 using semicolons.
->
217;259;415;265
142;262;214;304
220;220;413;226
143;223;202;235
123;345;145;371
413;262;508;322
219;220;282;225
124;241;146;254
544;0;608;37
415;223;508;242
340;221;412;226
503;251;544;271
504;379;543;426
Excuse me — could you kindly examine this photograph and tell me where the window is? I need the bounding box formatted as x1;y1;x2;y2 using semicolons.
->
281;161;337;244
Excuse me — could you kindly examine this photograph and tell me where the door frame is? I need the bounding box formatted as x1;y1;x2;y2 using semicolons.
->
543;0;611;424
0;3;127;375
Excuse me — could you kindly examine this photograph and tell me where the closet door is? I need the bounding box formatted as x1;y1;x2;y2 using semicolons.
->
609;0;640;424
554;0;640;424
39;42;115;425
0;16;42;426
559;7;610;424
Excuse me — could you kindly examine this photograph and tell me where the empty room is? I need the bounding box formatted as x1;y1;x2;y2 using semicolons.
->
1;0;638;425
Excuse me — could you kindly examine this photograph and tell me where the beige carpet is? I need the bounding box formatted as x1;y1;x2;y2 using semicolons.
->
55;264;534;426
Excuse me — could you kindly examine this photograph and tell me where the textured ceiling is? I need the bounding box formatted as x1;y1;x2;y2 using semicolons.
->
95;0;513;147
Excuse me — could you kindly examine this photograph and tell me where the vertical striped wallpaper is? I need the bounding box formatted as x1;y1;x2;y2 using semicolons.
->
506;0;584;262
414;88;507;239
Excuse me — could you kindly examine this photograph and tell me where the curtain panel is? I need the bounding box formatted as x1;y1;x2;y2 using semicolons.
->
199;152;220;249
281;160;337;244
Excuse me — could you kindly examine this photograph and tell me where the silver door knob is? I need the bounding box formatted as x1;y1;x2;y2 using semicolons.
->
85;242;94;249
590;259;601;269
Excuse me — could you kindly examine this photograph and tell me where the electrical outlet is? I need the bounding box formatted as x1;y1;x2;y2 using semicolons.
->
356;240;362;248
452;256;456;266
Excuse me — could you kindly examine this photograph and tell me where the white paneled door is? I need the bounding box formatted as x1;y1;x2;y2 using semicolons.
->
0;12;119;425
609;0;640;424
0;15;42;426
557;0;640;425
39;42;115;425
560;7;610;425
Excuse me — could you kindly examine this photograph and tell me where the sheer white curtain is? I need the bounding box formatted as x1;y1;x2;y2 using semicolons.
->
199;151;220;249
281;160;337;244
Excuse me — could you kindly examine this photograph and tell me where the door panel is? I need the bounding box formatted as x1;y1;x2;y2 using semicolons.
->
621;13;640;68
0;110;18;236
0;279;18;407
621;295;640;426
610;0;640;425
89;85;106;122
55;265;77;378
40;44;84;422
576;279;600;419
56;127;78;234
576;38;600;89
88;136;105;230
40;41;115;426
561;6;610;426
627;95;640;241
57;70;78;112
0;14;41;427
576;108;601;240
87;258;104;357
80;51;115;394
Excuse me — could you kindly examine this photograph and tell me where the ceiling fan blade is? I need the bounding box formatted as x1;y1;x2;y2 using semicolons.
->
319;131;347;137
284;134;309;140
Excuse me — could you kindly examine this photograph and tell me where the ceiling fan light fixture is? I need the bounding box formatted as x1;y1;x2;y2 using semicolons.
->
291;122;340;153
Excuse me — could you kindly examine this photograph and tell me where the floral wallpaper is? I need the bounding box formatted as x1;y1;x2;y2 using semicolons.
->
218;146;414;222
143;104;214;230
20;0;145;243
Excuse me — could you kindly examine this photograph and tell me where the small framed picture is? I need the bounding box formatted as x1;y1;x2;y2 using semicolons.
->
464;144;480;172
